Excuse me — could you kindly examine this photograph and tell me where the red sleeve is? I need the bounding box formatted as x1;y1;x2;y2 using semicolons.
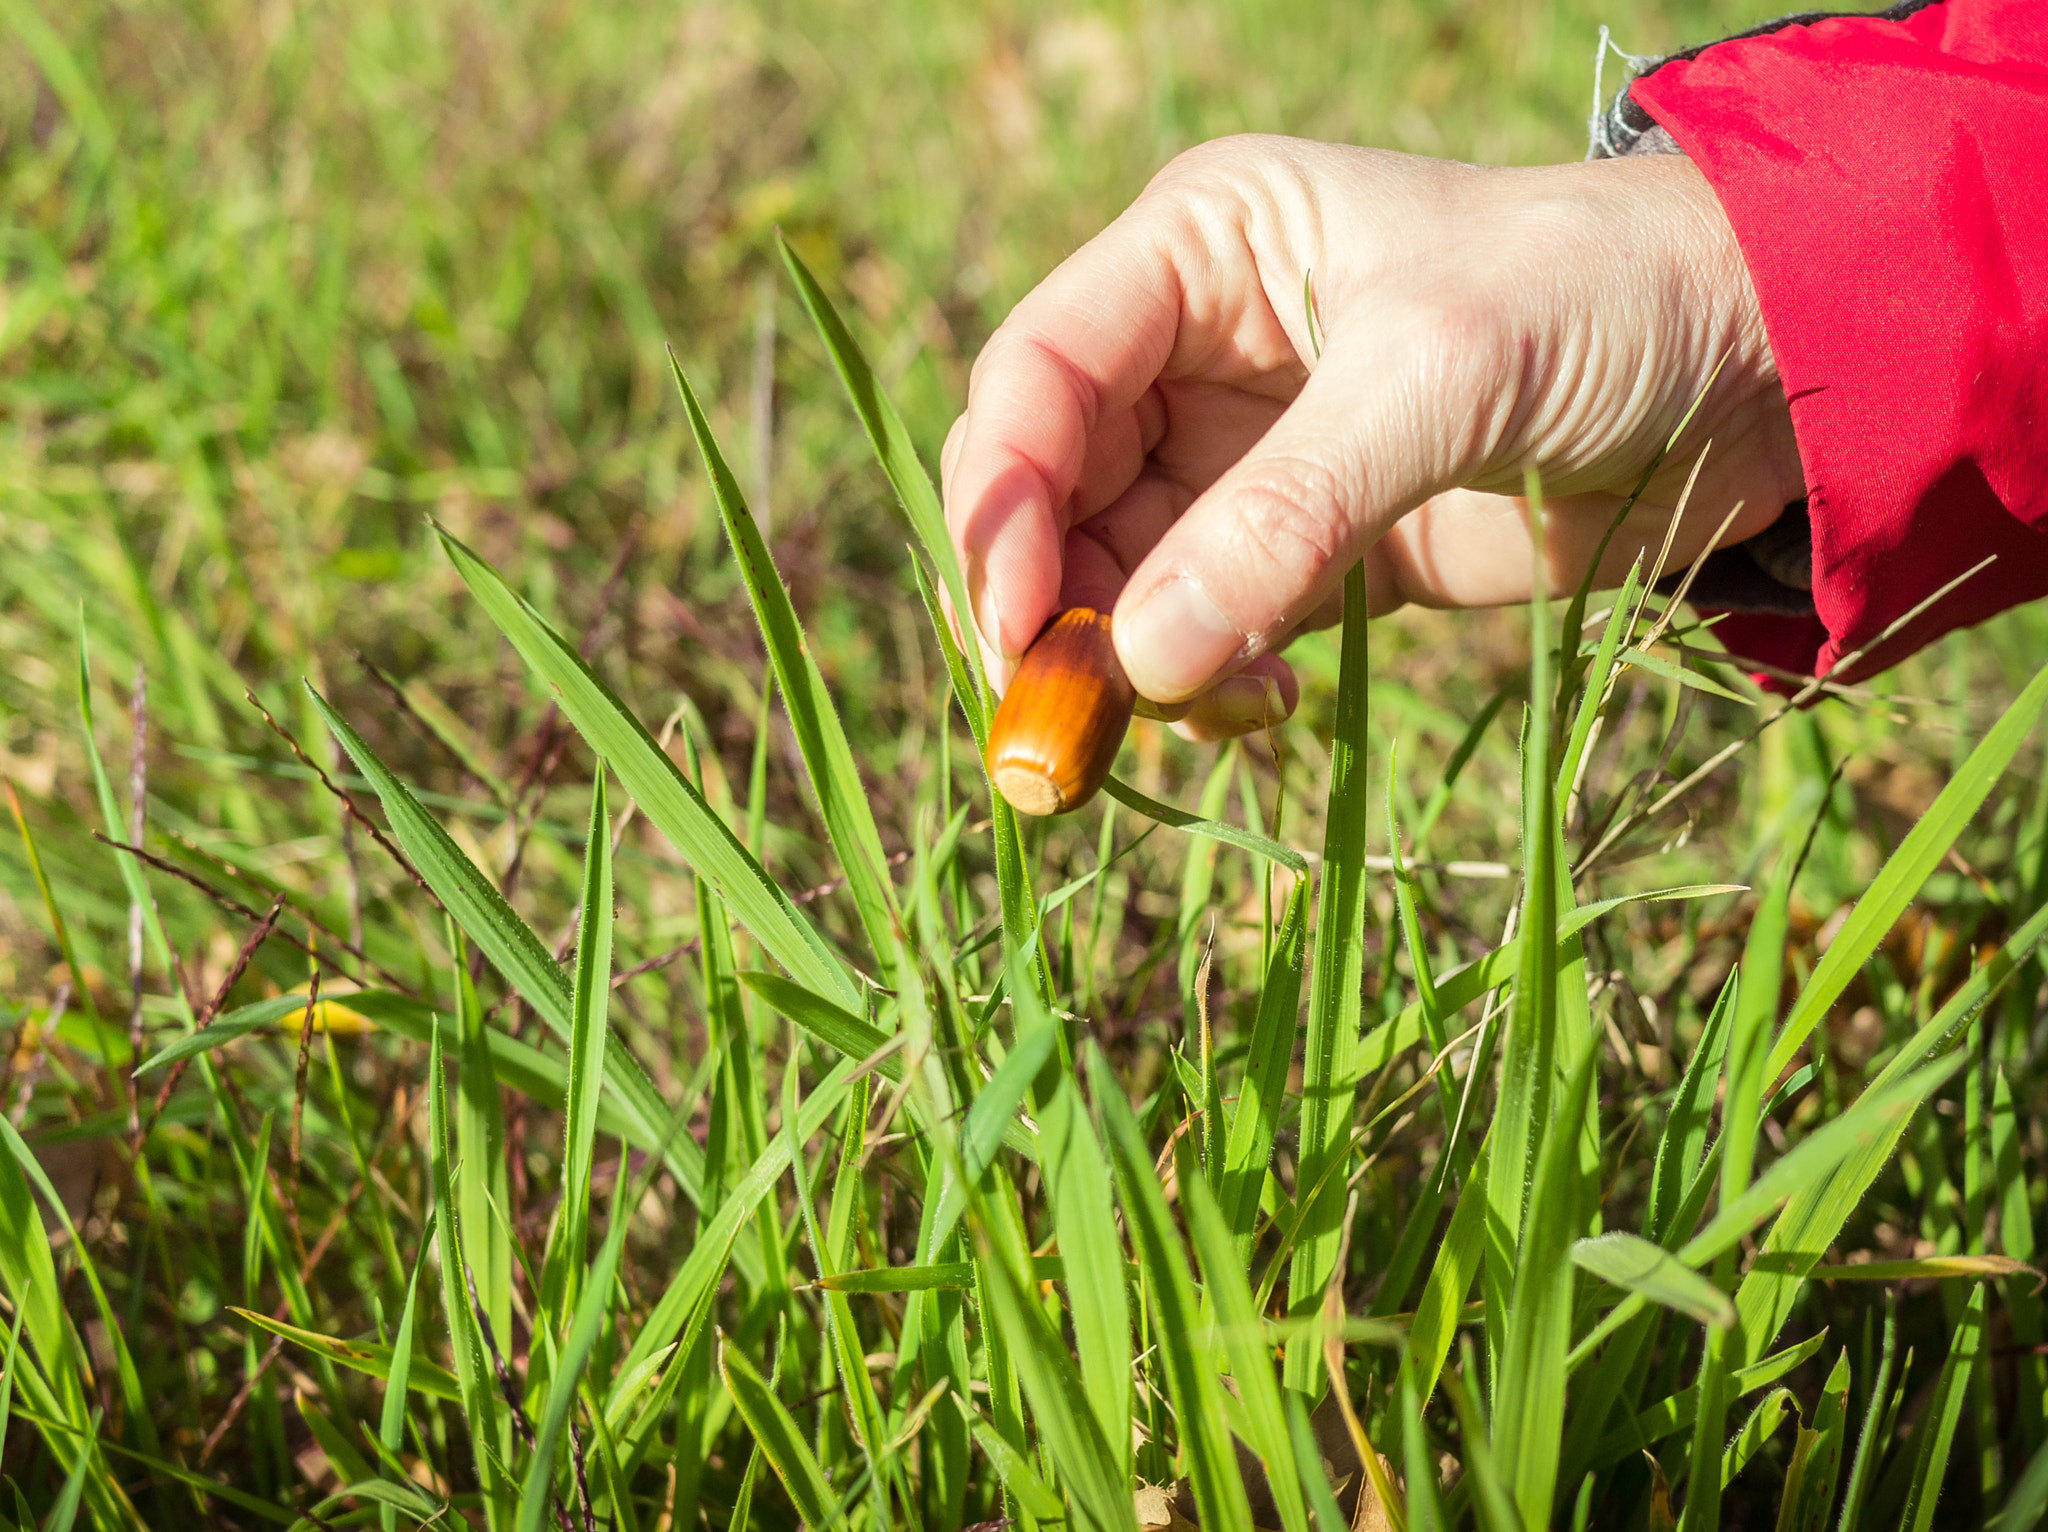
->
1629;0;2048;681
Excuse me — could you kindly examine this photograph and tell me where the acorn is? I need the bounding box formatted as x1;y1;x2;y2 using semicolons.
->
985;607;1136;816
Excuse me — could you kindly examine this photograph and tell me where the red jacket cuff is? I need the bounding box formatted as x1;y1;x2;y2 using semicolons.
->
1630;0;2048;681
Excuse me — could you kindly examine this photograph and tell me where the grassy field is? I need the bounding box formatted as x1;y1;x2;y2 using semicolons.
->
8;0;2048;1527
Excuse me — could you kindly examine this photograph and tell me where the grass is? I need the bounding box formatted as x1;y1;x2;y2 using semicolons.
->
10;0;2048;1528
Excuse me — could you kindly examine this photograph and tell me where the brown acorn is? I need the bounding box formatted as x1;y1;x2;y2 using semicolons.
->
985;607;1136;816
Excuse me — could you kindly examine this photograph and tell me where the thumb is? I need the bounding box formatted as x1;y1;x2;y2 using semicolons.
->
1110;320;1481;701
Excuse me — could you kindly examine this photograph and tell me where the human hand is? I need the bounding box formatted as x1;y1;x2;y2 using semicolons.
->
943;136;1806;740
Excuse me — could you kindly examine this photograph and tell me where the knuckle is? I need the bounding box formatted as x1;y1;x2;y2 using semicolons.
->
1228;458;1350;593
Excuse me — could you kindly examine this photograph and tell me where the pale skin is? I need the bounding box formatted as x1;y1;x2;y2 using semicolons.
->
943;136;1808;741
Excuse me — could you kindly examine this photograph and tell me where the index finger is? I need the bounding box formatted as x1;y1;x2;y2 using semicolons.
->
946;217;1183;662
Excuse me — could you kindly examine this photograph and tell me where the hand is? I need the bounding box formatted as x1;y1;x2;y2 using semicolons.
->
942;136;1806;740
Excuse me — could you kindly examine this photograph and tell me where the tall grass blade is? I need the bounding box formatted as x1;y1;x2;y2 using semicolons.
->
1487;496;1559;1342
40;1406;99;1532
958;1395;1066;1522
1405;1146;1489;1414
720;1339;850;1531
612;1057;860;1397
1579;1333;1829;1476
520;1170;637;1532
378;1229;432;1532
1443;1352;1524;1532
1184;1160;1312;1532
671;352;903;965
311;687;721;1226
1681;844;1793;1532
427;1018;509;1523
1495;1031;1597;1527
966;1204;1137;1532
1030;999;1132;1480
1774;1350;1849;1532
778;236;969;659
1220;879;1308;1247
1722;1387;1795;1488
1287;560;1372;1394
1094;1045;1254;1532
1899;1284;1985;1532
546;772;613;1328
1993;1439;2048;1532
448;926;510;1413
428;531;858;1006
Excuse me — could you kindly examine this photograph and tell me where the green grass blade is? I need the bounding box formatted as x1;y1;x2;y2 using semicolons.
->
40;1406;98;1532
548;771;613;1328
0;1113;151;1450
671;352;903;968
1032;1024;1132;1480
1219;879;1308;1248
1570;1233;1734;1330
912;550;988;745
1495;1031;1597;1527
1102;775;1308;874
974;1225;1139;1531
739;971;1034;1161
1728;1053;1966;1369
1571;1056;1959;1368
1723;1387;1795;1489
957;1394;1065;1522
0;1119;89;1425
611;1056;859;1397
520;1168;637;1532
1836;1298;1899;1532
777;236;972;674
1387;752;1458;1139
1555;565;1641;804
1992;1438;2048;1532
1767;659;2048;1081
1442;1353;1524;1532
1404;1145;1489;1414
427;1018;508;1518
311;687;710;1197
1775;1350;1850;1532
1411;685;1510;853
1899;1284;1985;1532
132;992;337;1074
1681;847;1793;1532
449;926;511;1399
379;1230;431;1532
1400;1363;1445;1532
1488;586;1559;1337
1093;1046;1253;1532
429;528;858;1006
0;1296;25;1459
224;1309;459;1400
1580;1332;1828;1476
1646;973;1736;1242
1286;560;1372;1393
1184;1158;1311;1532
720;1339;850;1531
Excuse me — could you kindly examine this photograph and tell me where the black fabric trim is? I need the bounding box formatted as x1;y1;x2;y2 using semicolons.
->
1609;0;1943;139
1653;502;1816;617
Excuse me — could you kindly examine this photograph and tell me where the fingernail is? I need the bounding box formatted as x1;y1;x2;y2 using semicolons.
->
972;576;1007;659
1213;674;1287;732
1117;577;1241;701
